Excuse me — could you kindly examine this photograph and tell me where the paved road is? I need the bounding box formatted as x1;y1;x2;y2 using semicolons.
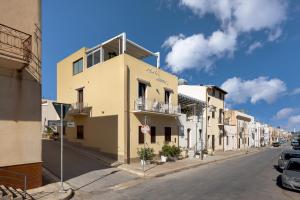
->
82;147;299;200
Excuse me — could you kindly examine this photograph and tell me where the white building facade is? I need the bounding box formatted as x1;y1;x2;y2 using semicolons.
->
41;99;59;132
224;124;237;151
261;124;270;146
253;121;262;147
178;85;227;153
178;93;206;157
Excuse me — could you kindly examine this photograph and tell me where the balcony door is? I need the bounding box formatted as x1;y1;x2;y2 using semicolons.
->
78;88;83;109
138;82;146;110
138;82;146;100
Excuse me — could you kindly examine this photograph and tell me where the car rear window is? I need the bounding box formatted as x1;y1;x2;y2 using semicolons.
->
287;161;300;172
284;153;300;160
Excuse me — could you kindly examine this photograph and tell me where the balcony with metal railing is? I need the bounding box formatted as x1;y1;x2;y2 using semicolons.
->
133;98;181;116
68;102;92;116
0;23;41;82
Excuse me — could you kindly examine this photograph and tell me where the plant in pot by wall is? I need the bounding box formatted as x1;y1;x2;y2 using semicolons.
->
161;144;171;162
161;144;181;162
201;149;208;158
171;145;181;158
137;147;154;165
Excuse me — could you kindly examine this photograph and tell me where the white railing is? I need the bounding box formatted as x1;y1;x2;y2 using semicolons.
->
134;98;181;115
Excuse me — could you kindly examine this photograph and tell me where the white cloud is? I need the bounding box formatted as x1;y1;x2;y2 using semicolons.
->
180;0;287;32
274;107;294;120
233;0;287;32
291;87;300;95
288;115;300;129
163;0;288;72
179;0;234;25
163;27;237;72
268;28;283;42
246;42;263;54
221;77;287;104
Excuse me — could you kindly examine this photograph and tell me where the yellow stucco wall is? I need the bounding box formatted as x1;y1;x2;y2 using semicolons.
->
0;0;41;167
57;51;179;162
224;110;252;149
57;49;126;160
205;88;225;151
125;55;178;159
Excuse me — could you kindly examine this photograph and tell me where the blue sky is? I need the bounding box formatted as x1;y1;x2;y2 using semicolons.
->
42;0;300;130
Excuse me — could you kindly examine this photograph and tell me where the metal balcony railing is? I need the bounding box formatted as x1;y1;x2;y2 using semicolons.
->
0;23;41;82
68;102;91;116
134;98;181;115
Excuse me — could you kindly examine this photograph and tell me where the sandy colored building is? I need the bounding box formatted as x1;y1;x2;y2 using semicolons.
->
0;0;42;189
178;85;227;153
224;110;252;150
57;33;180;163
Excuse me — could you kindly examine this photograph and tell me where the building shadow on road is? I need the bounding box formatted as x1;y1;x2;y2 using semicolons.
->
42;140;112;182
276;175;300;194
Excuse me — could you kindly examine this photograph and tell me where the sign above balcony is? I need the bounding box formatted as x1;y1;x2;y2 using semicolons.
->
146;68;168;85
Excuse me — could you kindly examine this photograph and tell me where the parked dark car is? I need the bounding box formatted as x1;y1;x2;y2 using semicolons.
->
278;150;300;170
272;142;280;147
281;158;300;191
291;139;300;147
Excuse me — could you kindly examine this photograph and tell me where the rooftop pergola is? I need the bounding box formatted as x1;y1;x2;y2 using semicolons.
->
179;93;206;117
86;33;160;68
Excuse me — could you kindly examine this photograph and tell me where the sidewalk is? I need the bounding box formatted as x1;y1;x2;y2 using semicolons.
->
118;147;266;177
28;182;73;200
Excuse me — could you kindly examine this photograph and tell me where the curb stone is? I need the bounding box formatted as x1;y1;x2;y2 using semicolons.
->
59;188;74;200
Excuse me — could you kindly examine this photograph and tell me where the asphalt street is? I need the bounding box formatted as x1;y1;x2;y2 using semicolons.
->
89;146;300;200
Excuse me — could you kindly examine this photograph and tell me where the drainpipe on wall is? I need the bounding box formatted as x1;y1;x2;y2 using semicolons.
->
124;64;130;164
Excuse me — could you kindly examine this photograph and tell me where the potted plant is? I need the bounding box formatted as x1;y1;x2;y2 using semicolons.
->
170;145;181;161
44;126;53;139
202;149;208;158
160;144;181;162
137;147;154;165
195;151;201;159
161;144;171;162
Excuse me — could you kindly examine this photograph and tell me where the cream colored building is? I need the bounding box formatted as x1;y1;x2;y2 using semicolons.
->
0;0;42;189
224;110;252;150
178;85;227;153
57;33;180;163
